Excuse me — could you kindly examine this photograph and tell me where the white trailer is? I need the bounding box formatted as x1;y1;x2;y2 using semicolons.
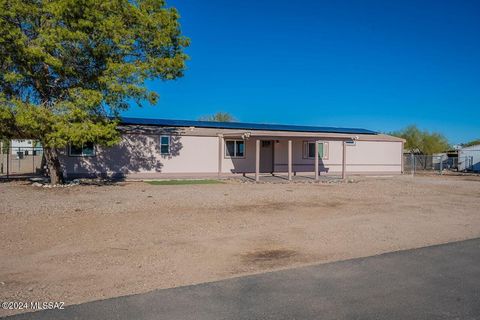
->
458;144;480;172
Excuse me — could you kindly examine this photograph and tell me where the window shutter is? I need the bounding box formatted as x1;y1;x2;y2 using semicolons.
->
318;142;325;159
323;142;329;159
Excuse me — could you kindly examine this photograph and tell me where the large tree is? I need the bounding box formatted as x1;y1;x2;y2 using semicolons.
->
198;112;236;122
390;125;450;154
0;0;188;184
462;139;480;147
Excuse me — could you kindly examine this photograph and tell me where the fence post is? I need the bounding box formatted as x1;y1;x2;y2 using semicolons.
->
33;148;35;174
6;148;9;179
411;153;415;176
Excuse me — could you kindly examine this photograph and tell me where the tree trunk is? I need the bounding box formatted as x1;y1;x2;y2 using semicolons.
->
44;147;64;185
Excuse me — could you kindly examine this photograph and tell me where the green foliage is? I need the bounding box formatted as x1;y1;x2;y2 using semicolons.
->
0;137;10;153
390;125;450;154
198;112;236;122
462;139;480;147
0;0;189;148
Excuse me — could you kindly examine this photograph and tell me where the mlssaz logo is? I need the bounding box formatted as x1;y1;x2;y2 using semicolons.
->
30;301;65;310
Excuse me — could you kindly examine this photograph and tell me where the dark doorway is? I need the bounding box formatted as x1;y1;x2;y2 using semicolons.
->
260;140;274;173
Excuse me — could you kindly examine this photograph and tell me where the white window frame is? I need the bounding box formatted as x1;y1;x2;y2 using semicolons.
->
69;142;96;157
160;135;171;155
224;139;246;158
303;141;329;160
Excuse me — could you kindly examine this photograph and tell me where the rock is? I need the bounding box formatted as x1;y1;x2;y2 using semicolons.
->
29;177;48;183
32;182;43;187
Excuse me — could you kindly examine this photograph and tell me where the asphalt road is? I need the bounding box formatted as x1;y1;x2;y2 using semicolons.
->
5;238;480;320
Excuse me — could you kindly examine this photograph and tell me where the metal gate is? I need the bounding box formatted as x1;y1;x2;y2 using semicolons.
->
0;146;44;179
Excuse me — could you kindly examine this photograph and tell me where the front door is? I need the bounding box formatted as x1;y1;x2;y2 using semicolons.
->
260;140;274;173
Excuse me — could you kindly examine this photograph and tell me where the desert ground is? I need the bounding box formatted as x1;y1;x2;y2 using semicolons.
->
1;174;480;316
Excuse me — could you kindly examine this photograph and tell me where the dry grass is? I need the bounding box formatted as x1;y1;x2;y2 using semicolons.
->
145;179;224;185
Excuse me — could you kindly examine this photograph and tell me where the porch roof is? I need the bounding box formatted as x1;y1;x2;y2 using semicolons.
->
220;131;405;142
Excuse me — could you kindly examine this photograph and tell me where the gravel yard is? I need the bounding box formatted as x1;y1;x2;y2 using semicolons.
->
1;175;480;316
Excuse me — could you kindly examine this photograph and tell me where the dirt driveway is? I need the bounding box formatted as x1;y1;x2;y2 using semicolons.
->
1;175;480;316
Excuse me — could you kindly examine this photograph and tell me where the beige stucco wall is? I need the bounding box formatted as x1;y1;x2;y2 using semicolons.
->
221;138;257;174
273;139;402;174
61;134;219;177
61;133;403;178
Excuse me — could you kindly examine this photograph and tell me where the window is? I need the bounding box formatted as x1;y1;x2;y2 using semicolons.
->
225;140;245;158
69;142;95;157
303;141;328;159
160;135;170;155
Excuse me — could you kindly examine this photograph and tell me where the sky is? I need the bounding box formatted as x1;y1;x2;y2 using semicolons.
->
121;0;480;144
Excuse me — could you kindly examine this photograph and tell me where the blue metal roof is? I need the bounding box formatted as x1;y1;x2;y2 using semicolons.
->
119;117;378;135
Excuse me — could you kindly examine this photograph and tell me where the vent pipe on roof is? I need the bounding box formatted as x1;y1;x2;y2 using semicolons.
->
242;132;251;140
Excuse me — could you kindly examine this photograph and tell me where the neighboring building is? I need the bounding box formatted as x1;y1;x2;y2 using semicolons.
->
60;117;405;180
458;144;480;172
10;140;43;157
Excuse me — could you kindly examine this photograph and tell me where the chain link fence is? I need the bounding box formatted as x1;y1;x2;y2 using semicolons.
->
0;146;44;179
403;153;479;175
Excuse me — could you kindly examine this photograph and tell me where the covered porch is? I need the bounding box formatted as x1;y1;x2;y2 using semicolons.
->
218;133;354;182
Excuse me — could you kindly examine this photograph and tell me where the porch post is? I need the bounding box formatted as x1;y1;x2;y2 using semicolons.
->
314;140;319;180
287;140;292;181
255;139;260;182
218;134;224;177
342;141;347;179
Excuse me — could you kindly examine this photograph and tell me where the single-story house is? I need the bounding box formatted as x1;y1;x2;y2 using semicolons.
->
60;117;405;181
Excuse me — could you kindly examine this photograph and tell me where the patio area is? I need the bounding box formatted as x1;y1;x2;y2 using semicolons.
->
230;172;345;183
